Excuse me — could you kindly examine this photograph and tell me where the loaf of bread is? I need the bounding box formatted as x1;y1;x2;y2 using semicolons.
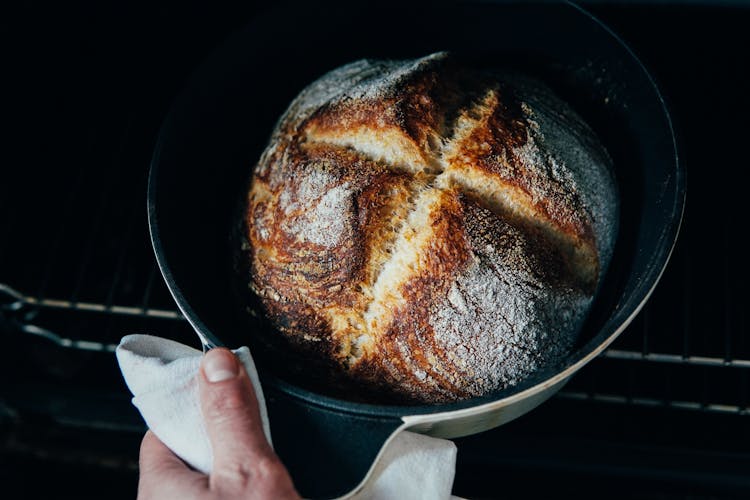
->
245;52;617;403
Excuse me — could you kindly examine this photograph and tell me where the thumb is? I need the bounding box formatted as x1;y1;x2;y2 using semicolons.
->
198;348;275;477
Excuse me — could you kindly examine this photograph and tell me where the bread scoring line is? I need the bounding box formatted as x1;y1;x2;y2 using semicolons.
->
302;88;593;287
298;94;587;367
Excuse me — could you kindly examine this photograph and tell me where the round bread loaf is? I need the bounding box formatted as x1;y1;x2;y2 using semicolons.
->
245;52;618;403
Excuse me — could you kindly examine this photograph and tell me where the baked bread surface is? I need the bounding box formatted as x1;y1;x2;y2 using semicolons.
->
246;52;618;403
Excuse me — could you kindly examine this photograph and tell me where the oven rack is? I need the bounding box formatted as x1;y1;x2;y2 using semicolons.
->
3;272;748;417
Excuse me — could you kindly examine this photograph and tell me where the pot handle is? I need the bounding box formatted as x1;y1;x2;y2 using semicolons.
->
264;385;404;499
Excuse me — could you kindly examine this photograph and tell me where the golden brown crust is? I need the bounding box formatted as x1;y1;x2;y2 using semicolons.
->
442;88;598;289
351;189;472;401
246;52;618;403
304;60;442;158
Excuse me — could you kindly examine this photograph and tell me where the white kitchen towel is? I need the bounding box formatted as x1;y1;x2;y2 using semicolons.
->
116;334;458;500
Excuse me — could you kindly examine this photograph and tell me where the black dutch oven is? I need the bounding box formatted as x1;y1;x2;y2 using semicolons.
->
147;1;686;497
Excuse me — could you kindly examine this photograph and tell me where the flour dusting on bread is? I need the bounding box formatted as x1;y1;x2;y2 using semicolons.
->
246;52;618;403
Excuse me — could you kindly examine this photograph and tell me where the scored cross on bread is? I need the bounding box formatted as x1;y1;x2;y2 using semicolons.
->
247;52;617;403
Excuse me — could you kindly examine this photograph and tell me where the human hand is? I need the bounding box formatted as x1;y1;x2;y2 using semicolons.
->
137;348;300;499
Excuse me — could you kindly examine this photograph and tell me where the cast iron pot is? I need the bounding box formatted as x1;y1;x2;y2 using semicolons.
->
148;1;686;497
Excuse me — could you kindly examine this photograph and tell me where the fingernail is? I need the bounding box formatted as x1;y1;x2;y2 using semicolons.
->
202;349;238;383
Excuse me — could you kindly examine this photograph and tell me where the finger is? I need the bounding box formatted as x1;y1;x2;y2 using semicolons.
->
198;348;276;479
138;431;207;499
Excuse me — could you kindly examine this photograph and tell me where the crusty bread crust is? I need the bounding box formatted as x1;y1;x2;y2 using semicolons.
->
246;52;618;403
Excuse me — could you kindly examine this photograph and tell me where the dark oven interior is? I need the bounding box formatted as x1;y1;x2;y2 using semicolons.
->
2;1;749;498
